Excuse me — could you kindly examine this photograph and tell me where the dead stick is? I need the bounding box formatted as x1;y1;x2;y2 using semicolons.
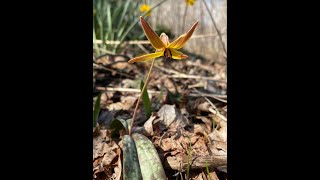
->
163;155;227;170
93;63;132;78
154;65;226;83
95;87;227;100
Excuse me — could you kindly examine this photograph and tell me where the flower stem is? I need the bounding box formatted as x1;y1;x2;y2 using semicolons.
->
129;58;156;136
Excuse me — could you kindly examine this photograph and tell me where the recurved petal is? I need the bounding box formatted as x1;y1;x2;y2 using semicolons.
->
170;49;188;60
128;51;163;63
140;16;165;50
168;21;198;49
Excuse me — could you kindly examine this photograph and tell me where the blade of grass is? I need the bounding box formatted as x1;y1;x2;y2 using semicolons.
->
113;0;169;53
116;21;128;39
93;21;100;55
117;0;131;29
206;161;213;180
140;80;152;119
111;3;123;24
106;3;112;38
93;93;102;127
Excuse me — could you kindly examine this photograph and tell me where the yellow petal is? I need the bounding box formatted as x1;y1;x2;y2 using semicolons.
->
168;21;198;49
140;16;165;50
170;49;188;59
128;51;163;63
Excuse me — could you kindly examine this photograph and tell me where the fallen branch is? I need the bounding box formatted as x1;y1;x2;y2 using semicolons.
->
93;63;132;78
192;87;227;108
95;87;227;101
154;65;226;83
162;154;227;170
168;74;226;83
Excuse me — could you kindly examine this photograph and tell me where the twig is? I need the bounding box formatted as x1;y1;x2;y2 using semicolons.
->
95;52;130;60
154;65;181;74
94;40;150;45
201;0;227;57
128;58;156;136
168;74;226;83
185;61;219;72
154;65;226;83
93;63;132;78
209;108;227;122
163;154;227;170
95;87;227;102
192;88;216;108
136;44;150;54
192;88;227;121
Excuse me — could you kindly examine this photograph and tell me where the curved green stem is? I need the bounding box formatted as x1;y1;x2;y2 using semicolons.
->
129;58;156;136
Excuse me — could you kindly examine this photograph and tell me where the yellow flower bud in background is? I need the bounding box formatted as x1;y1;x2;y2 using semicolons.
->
186;0;196;6
140;4;151;16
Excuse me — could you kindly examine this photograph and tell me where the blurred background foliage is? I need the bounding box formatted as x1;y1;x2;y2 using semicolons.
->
93;0;226;64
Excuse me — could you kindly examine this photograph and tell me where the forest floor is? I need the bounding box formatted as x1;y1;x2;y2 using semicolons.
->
93;53;227;180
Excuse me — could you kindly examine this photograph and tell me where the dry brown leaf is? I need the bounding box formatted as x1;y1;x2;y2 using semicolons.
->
157;104;189;130
93;129;108;157
163;77;176;93
100;93;108;108
107;96;137;111
93;138;120;179
193;124;209;140
195;101;211;112
107;102;123;111
111;61;129;70
195;116;212;133
207;170;220;180
93;141;118;160
217;165;227;173
96;56;112;65
193;171;219;180
209;117;227;142
115;148;122;180
209;141;227;156
101;150;117;167
143;115;158;136
121;79;136;88
193;172;205;180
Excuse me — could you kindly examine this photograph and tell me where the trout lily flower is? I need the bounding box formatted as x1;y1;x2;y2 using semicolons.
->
128;16;198;63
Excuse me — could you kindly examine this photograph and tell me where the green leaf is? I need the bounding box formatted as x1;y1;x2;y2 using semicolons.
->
93;93;102;127
140;80;152;119
109;118;129;138
123;135;143;180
